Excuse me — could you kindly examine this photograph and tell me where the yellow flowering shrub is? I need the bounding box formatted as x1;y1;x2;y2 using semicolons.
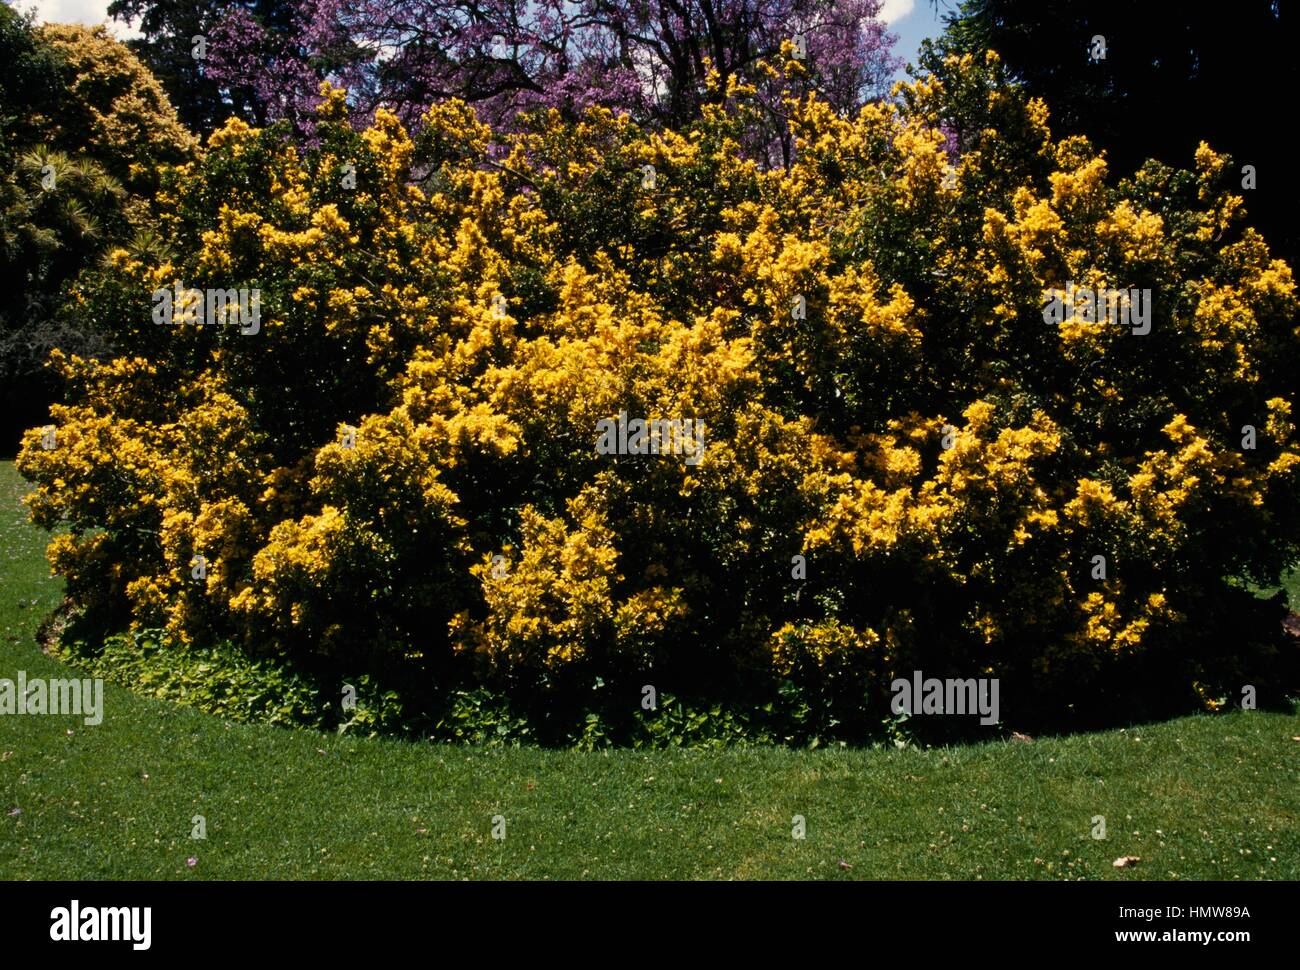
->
18;55;1300;739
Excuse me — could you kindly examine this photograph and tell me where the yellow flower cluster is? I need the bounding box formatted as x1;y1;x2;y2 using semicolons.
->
17;50;1300;714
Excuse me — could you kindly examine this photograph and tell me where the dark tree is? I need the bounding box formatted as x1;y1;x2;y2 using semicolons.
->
107;0;299;133
933;0;1300;268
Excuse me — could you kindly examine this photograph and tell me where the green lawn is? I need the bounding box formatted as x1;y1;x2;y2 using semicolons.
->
2;460;1297;880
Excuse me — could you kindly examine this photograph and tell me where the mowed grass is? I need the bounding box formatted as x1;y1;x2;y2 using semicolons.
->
1;460;1297;880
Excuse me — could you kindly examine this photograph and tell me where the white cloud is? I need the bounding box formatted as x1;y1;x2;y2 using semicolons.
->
17;0;141;40
879;0;917;24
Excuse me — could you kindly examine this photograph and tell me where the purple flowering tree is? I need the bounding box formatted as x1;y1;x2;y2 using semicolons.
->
191;0;898;149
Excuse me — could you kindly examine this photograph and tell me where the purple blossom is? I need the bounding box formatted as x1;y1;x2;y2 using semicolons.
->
199;0;900;151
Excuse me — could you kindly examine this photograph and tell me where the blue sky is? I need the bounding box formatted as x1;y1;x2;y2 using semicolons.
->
882;0;950;80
